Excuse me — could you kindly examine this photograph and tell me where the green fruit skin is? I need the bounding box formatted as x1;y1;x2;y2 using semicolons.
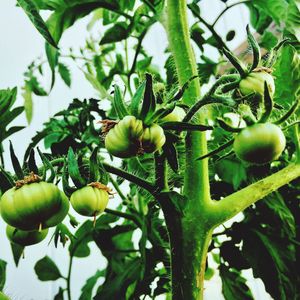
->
0;292;10;300
0;182;69;231
105;116;144;158
70;186;109;217
233;123;286;165
142;124;166;153
239;71;275;98
161;106;186;123
6;224;48;246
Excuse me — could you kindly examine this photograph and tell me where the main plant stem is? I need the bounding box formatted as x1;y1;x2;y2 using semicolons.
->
165;1;212;299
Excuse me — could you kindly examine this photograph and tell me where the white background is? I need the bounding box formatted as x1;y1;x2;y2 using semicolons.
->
0;1;271;299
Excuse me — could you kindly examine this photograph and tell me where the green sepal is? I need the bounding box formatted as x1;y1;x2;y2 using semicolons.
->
161;121;213;131
197;139;234;160
163;142;179;172
140;74;156;123
67;148;86;188
62;159;76;197
27;148;39;175
113;85;129;119
222;48;247;77
258;82;274;123
0;166;15;192
274;97;299;125
130;81;146;117
217;118;242;133
37;147;55;182
246;25;261;71
9;141;24;180
89;147;100;183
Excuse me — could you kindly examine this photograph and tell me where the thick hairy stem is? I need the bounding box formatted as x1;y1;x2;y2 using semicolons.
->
166;0;210;206
212;163;300;225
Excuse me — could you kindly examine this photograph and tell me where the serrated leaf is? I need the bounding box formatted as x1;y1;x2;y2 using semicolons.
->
79;269;105;300
220;265;253;300
17;0;58;48
34;256;62;281
0;259;7;291
58;63;71;87
100;22;131;45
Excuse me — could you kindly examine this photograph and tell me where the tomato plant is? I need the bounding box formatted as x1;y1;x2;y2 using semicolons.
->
0;1;299;300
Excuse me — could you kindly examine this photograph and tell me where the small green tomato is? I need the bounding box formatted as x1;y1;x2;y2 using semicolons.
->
70;185;109;217
105;116;144;158
6;225;48;246
233;123;286;165
141;124;166;153
161;106;186;123
239;71;275;98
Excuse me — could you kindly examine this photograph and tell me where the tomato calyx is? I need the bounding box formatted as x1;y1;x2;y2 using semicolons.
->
251;66;273;74
88;182;114;195
15;172;41;189
99;119;118;136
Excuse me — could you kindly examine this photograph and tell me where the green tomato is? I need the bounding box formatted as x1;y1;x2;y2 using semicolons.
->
233;123;286;165
239;71;275;98
6;224;48;246
161;106;186;123
105;116;144;158
0;182;69;231
141;124;166;153
70;186;109;217
0;292;10;300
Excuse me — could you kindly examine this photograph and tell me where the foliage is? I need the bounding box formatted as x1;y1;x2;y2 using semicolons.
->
0;0;299;300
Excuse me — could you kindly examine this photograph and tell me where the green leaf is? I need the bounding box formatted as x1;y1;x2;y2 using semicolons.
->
259;31;278;50
17;0;58;48
26;75;47;96
112;85;129;119
137;57;152;71
22;83;33;124
220;265;253;300
67;147;86;188
100;22;131;45
286;1;300;42
58;63;71;87
0;259;7;291
79;269;105;300
0;126;25;142
252;0;288;26
274;45;300;106
242;229;297;299
34;256;62;281
54;287;64;300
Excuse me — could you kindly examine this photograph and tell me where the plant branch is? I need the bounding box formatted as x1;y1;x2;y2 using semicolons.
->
212;1;250;27
105;208;142;227
102;162;156;195
211;163;300;226
66;255;73;300
154;152;169;192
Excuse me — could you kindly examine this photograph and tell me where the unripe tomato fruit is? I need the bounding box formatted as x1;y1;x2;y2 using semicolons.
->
141;124;166;153
70;186;109;217
6;225;48;246
239;71;275;98
105;116;144;158
0;182;69;231
161;106;186;123
233;123;286;164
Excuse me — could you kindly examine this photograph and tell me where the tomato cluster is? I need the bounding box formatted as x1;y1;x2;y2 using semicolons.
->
105;115;166;158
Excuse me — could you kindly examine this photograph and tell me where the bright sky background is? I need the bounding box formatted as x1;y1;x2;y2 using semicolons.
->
0;1;271;299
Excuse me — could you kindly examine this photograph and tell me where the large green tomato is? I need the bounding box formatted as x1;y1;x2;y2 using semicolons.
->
70;186;109;217
0;182;69;231
161;106;186;123
233;123;286;164
105;116;144;158
239;71;275;98
6;225;48;246
141;124;166;153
